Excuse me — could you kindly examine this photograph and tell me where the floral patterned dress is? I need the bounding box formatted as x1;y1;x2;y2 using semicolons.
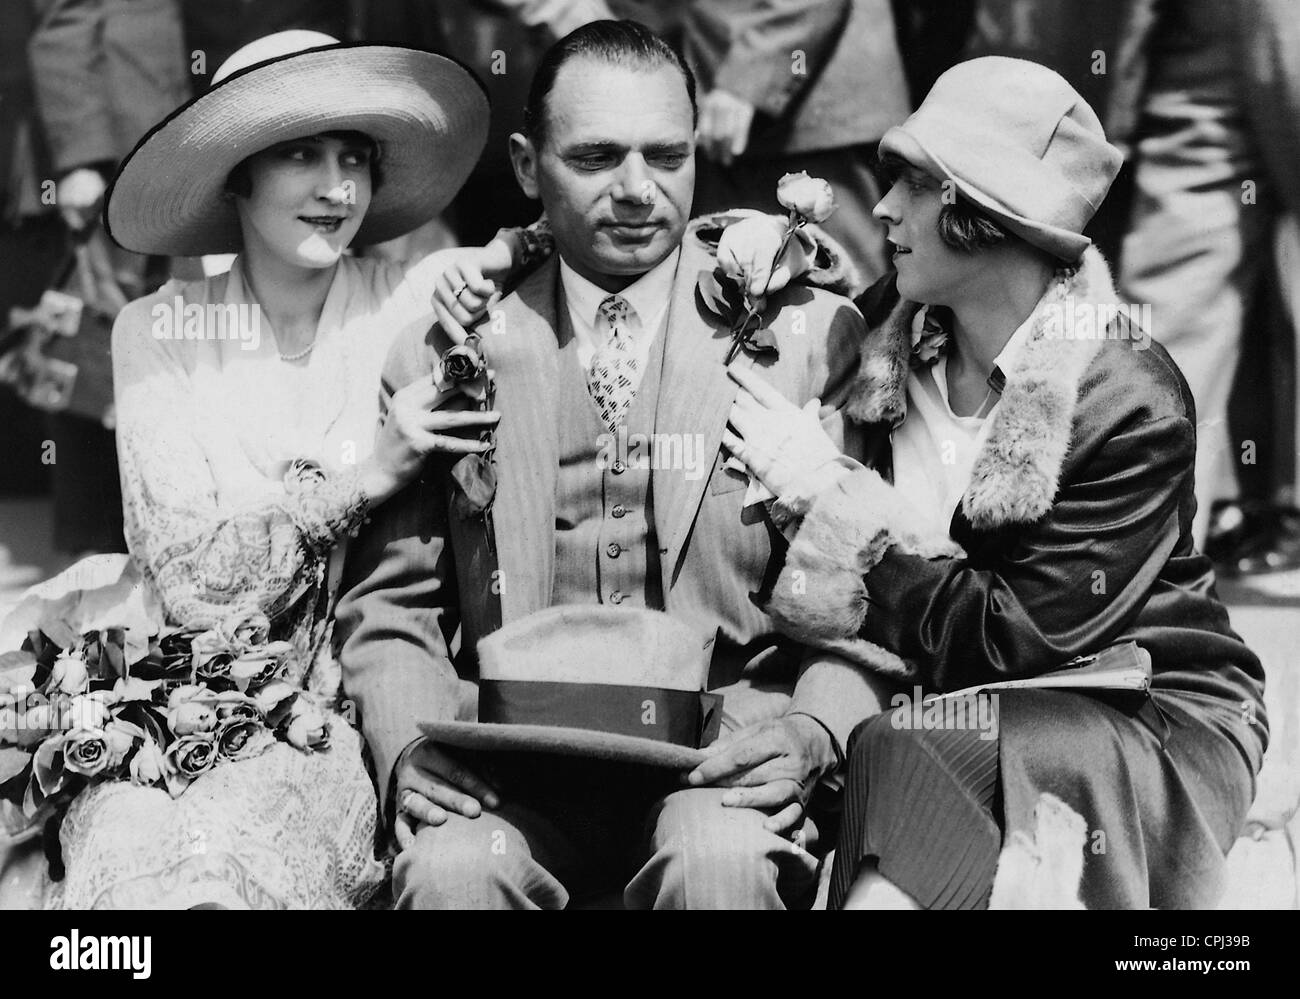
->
43;253;445;909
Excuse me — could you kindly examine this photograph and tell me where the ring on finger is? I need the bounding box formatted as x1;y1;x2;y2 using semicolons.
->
399;787;417;813
451;281;468;300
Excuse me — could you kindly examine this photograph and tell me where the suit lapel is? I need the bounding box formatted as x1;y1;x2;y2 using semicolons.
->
653;242;739;585
483;259;562;621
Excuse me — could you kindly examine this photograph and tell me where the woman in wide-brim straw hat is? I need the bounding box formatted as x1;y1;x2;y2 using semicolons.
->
41;30;503;909
714;56;1267;909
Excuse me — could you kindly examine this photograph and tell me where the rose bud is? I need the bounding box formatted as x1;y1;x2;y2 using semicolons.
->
63;728;111;778
440;343;487;385
129;737;167;786
168;699;218;736
65;693;112;732
103;720;139;769
776;171;836;224
49;655;90;696
164;733;217;780
286;701;330;752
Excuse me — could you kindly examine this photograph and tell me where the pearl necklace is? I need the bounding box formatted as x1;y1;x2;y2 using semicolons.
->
278;338;316;362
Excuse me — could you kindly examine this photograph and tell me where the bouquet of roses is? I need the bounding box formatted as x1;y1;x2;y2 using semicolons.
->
0;607;331;838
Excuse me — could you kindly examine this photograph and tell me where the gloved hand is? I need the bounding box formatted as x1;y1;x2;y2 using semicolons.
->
722;365;853;507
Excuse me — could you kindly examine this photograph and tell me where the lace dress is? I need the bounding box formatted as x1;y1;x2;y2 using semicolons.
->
43;253;442;909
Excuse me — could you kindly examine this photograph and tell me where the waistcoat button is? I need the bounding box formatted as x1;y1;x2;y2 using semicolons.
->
611;504;627;518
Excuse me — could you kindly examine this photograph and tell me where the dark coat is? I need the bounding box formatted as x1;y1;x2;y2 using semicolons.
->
27;0;191;176
766;248;1268;907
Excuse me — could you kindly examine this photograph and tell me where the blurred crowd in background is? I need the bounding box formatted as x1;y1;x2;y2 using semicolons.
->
2;0;1300;585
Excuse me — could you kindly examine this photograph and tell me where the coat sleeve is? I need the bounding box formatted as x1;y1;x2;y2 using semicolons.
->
778;292;894;751
768;410;1197;690
686;0;849;118
333;323;463;803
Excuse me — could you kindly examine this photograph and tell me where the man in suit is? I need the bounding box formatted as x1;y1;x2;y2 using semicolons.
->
335;19;877;909
684;0;912;291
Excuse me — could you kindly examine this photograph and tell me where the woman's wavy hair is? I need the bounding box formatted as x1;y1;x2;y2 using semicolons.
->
879;151;1010;254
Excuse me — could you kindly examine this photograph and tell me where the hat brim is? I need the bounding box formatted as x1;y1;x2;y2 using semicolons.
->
420;721;709;770
106;43;489;256
879;127;1090;264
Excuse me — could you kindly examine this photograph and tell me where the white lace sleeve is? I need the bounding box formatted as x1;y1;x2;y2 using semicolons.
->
111;292;369;630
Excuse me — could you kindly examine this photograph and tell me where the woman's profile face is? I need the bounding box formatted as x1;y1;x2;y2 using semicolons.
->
234;132;374;270
872;160;978;304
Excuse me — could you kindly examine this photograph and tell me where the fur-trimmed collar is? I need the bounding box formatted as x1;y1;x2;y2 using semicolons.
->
845;246;1121;528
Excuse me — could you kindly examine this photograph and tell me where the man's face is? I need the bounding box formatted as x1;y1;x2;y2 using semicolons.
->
511;57;695;291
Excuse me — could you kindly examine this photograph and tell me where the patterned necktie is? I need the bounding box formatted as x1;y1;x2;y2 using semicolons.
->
587;295;639;432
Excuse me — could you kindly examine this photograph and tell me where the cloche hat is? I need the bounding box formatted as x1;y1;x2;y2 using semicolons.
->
879;56;1122;263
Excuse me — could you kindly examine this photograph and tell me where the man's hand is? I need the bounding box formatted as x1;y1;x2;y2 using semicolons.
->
697;89;755;166
56;167;107;231
393;738;501;850
686;714;837;835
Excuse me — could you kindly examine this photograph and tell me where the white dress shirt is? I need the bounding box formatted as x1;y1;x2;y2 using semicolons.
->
558;248;681;385
891;311;1037;536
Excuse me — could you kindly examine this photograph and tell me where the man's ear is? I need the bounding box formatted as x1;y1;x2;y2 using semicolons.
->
508;132;541;200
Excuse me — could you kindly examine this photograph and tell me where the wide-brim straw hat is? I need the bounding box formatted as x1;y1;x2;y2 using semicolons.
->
421;605;722;770
879;56;1123;263
105;30;489;256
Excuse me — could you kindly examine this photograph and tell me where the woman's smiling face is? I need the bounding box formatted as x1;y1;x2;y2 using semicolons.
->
233;131;375;270
872;157;981;304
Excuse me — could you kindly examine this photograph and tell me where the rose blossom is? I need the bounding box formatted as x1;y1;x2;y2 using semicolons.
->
216;719;275;762
441;343;487;384
213;691;263;724
776;171;836;223
63;727;112;778
168;699;218;736
164;733;217;781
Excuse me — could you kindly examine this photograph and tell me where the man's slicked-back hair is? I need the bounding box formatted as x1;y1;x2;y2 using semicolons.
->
522;19;697;147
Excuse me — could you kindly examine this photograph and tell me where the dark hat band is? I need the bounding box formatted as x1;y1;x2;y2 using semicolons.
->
479;680;723;750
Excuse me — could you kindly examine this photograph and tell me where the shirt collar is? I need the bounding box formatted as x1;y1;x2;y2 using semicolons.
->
558;247;681;333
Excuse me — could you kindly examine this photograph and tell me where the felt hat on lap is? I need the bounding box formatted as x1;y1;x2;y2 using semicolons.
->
421;605;722;770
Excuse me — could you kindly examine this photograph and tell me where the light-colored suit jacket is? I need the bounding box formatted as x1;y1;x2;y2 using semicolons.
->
334;235;879;794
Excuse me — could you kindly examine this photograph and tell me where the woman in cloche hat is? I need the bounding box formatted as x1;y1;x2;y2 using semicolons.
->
709;57;1266;909
40;31;501;909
